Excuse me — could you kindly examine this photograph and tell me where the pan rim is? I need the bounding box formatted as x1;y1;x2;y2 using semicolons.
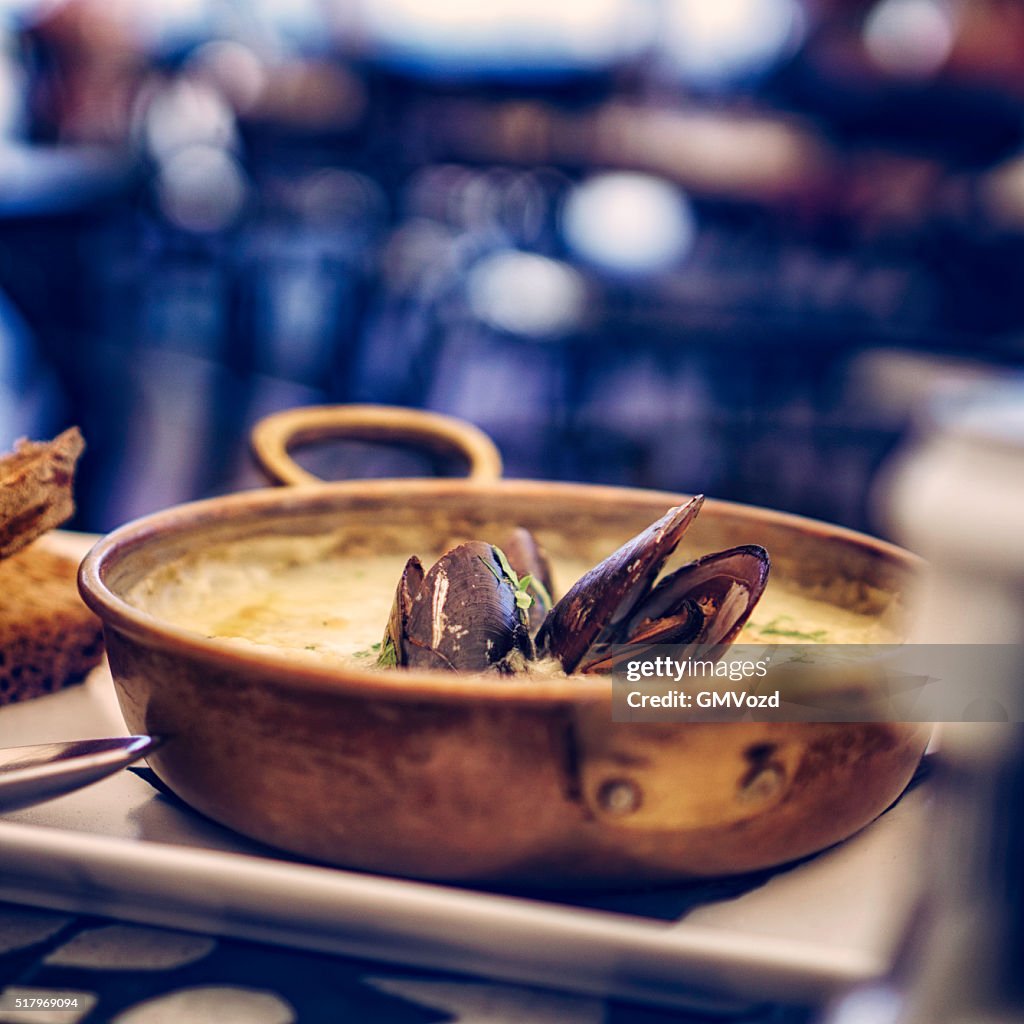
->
78;478;919;706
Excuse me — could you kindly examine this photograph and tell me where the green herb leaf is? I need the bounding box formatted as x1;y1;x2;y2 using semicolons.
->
490;545;536;626
377;634;399;668
492;545;520;588
754;617;829;642
478;554;503;582
526;574;552;613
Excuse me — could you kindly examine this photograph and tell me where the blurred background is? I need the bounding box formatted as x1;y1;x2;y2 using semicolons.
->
1;0;1022;535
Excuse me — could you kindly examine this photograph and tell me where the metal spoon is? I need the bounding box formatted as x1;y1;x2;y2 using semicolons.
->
0;735;157;813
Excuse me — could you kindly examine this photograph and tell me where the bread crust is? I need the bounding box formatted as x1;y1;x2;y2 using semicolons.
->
0;541;104;704
0;426;84;559
0;428;102;703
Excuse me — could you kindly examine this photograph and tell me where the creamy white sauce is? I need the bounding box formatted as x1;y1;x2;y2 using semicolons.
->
740;590;900;645
127;535;900;670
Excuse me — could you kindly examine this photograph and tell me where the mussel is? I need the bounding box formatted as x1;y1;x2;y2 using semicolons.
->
378;495;769;675
379;541;535;673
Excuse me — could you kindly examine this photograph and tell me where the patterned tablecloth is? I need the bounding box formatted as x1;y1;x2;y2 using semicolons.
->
0;903;815;1024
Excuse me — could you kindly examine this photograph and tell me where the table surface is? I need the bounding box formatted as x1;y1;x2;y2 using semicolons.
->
0;901;824;1024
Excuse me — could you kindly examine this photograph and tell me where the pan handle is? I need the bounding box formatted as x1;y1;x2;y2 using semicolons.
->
250;405;504;486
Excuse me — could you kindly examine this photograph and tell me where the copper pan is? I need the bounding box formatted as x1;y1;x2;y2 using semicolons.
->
79;405;929;887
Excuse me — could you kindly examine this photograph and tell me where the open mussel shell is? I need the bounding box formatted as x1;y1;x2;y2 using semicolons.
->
644;544;770;647
535;496;705;674
394;541;534;673
579;544;770;673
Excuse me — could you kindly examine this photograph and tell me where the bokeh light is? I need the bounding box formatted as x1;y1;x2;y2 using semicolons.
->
156;143;247;232
562;172;696;275
186;40;267;116
358;0;650;73
863;0;956;79
660;0;804;85
828;985;904;1024
467;250;586;338
142;79;238;161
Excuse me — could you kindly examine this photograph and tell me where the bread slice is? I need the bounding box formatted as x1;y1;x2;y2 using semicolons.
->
0;541;104;705
0;427;84;559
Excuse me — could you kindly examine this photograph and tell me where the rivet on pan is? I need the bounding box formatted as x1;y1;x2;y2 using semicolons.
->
740;764;785;803
597;778;642;816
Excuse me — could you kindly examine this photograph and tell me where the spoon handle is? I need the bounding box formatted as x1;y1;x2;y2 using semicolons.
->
0;735;157;813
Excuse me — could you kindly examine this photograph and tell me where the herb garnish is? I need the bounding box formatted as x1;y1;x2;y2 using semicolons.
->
751;616;829;642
